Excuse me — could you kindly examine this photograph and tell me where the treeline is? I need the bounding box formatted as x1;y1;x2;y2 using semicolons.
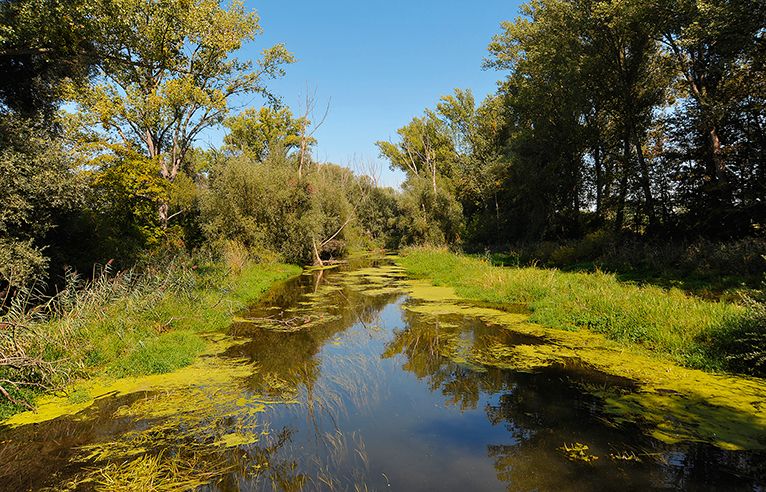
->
0;0;410;294
379;0;765;246
2;0;764;294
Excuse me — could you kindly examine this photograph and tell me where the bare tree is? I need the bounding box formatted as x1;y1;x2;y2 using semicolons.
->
297;86;330;179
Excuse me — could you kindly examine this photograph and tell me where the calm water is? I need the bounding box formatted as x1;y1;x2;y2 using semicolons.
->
1;258;765;491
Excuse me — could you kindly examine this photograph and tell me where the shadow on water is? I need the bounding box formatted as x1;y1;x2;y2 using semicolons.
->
0;255;765;490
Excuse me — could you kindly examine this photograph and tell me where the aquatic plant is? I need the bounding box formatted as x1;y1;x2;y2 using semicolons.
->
559;443;599;463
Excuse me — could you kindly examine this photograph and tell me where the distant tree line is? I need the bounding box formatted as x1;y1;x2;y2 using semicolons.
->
0;0;400;294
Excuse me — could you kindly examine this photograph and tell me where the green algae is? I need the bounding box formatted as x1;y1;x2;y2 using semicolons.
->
398;273;766;450
4;256;765;490
216;431;262;448
3;336;251;428
7;332;295;491
358;286;406;297
559;443;600;463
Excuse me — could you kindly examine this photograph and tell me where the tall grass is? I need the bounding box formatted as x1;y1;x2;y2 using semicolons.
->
0;254;300;417
399;247;756;373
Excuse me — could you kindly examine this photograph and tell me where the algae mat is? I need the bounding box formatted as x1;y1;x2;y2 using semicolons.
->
404;278;766;451
1;258;765;491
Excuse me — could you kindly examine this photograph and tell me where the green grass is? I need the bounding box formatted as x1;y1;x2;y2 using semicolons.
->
0;261;300;419
80;263;301;377
399;247;750;372
108;331;208;377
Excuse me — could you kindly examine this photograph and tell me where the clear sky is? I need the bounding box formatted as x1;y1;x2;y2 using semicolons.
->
211;1;523;188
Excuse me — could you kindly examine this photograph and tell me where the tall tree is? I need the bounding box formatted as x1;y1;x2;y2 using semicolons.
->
656;0;766;233
376;110;458;193
68;0;294;226
0;0;97;118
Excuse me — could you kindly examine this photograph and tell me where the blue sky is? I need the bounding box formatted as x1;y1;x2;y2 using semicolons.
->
211;1;523;187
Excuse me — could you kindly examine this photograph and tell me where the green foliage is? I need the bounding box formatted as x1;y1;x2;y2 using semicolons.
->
0;0;97;117
0;114;84;287
395;178;464;247
399;248;751;372
705;288;766;377
353;185;401;248
89;147;168;246
0;254;300;414
202;157;312;263
376;109;458;181
201;156;361;264
223;106;307;161
377;88;503;247
494;236;766;299
65;0;294;225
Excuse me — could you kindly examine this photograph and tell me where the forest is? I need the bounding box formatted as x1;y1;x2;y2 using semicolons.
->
0;0;765;488
2;0;765;286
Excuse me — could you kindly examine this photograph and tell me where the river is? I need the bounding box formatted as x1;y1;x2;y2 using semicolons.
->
1;256;764;490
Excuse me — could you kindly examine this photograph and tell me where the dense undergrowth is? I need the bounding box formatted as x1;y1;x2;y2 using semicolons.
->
0;253;300;419
399;247;766;377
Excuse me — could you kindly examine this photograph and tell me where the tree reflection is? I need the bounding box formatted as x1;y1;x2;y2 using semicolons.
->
383;305;766;490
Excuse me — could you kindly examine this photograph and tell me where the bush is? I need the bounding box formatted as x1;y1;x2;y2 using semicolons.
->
0;114;85;289
201;156;359;264
395;177;464;247
506;236;766;291
704;289;766;377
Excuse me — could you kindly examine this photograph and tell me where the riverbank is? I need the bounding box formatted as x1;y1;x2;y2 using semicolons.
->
397;247;764;376
0;259;301;419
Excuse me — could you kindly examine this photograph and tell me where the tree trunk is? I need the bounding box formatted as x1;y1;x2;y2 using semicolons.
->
311;237;323;267
615;136;631;233
634;135;657;231
709;126;728;183
159;201;173;229
594;143;602;218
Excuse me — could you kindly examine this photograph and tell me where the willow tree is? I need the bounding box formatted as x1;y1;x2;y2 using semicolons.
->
376;110;458;193
69;0;293;225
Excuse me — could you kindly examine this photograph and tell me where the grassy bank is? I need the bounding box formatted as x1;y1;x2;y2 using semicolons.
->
481;235;766;300
398;247;764;375
0;259;300;419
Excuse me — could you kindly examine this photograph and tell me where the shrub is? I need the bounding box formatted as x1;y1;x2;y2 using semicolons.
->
395;177;464;247
201;156;359;264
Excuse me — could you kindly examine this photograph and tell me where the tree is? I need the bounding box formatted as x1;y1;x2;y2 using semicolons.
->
223;106;306;161
377;110;458;193
0;0;98;118
0;114;83;288
487;0;593;239
655;0;766;234
68;0;294;226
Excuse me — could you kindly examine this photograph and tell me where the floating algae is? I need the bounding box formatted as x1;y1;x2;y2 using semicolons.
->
2;256;765;491
399;275;766;450
1;333;300;491
3;336;253;428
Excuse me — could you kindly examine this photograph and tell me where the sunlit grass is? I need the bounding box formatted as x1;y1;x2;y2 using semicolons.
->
399;247;749;372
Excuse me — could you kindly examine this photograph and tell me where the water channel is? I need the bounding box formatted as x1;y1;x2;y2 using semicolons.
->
1;257;764;490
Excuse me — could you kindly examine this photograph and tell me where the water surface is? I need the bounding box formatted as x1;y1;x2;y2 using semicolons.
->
1;258;765;490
